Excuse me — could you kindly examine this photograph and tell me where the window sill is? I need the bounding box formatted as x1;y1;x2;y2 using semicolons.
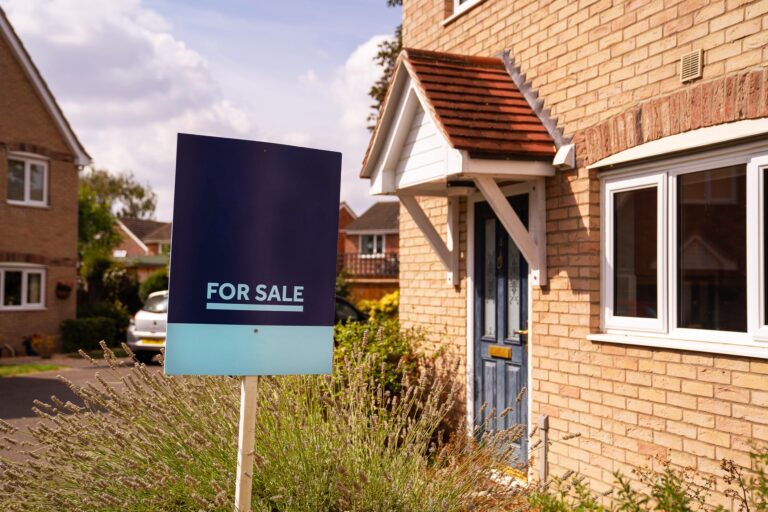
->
588;332;768;359
7;200;49;209
442;0;487;27
0;306;47;312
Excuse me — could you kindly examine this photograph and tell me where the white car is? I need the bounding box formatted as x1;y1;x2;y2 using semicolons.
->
126;290;168;364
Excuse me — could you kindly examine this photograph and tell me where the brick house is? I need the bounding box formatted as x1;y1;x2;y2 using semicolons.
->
362;0;768;504
337;201;358;255
114;218;170;281
338;201;400;302
0;8;89;353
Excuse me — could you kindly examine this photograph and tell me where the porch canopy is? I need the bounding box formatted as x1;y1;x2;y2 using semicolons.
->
361;49;571;287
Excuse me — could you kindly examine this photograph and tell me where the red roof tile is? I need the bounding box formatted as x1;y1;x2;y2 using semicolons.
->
363;49;556;174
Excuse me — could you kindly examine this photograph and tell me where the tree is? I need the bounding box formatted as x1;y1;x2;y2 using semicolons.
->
80;168;157;219
368;0;403;131
78;183;121;269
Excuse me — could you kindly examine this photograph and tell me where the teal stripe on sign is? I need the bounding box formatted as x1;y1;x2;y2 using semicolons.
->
205;302;304;312
164;323;333;376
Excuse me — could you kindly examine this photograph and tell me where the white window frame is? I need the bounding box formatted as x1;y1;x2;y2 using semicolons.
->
453;0;484;16
597;139;768;358
602;173;667;333
6;153;49;207
0;265;46;310
359;233;385;257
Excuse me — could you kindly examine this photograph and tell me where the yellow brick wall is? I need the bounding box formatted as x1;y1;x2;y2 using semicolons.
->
0;28;79;350
396;0;768;505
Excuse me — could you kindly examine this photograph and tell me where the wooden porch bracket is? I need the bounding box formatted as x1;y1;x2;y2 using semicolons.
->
474;176;547;287
399;195;460;286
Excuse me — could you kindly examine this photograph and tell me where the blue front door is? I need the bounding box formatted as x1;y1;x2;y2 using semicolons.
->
474;195;529;462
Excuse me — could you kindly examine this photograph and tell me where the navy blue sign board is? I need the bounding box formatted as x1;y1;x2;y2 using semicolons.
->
164;133;341;376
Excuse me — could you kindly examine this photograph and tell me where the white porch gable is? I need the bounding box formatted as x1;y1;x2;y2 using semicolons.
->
361;49;571;288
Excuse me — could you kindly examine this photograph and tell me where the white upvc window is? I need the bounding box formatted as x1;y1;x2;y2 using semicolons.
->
599;141;768;358
0;266;46;310
453;0;484;16
360;234;385;256
7;154;48;207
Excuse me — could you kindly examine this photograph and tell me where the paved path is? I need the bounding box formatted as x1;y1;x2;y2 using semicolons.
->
0;354;160;462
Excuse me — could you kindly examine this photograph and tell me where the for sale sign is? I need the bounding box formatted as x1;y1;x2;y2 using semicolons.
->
164;133;341;375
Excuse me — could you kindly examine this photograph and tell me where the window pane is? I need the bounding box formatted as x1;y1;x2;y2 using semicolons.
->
7;160;25;201
3;271;22;306
483;219;496;337
375;235;384;254
361;235;374;254
613;187;657;318
29;163;45;202
27;273;42;304
507;241;521;338
679;165;746;332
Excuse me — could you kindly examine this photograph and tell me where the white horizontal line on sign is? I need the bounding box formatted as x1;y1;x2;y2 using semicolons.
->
205;303;304;312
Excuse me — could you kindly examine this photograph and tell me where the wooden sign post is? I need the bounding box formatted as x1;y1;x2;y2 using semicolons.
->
234;376;259;512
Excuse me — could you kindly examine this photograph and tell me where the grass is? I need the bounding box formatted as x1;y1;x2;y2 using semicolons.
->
0;363;64;378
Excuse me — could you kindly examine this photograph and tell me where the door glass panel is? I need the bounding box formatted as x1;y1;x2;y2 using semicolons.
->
506;241;521;338
29;163;45;202
7;160;25;201
678;165;746;332
27;273;41;304
3;271;22;306
483;219;496;337
613;186;658;318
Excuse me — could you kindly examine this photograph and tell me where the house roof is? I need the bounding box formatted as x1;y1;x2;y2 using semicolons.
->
361;48;556;176
0;7;90;166
119;218;168;242
144;223;172;243
344;201;399;233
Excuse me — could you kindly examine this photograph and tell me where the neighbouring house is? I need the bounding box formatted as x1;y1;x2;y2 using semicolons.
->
0;8;90;353
337;201;357;255
338;201;399;303
362;0;768;504
114;218;171;281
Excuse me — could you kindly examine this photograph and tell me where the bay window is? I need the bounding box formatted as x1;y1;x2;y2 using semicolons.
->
600;142;768;357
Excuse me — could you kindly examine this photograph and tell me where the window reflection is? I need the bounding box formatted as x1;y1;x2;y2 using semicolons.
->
678;165;746;332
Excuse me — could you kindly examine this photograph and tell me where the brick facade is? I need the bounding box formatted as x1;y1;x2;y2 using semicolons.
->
0;22;80;351
395;0;768;505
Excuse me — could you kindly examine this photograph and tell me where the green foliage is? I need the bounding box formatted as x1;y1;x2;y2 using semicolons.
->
102;265;142;314
80;167;157;219
357;290;399;321
60;317;118;352
335;269;350;299
0;341;527;511
0;364;63;378
368;0;402;130
531;452;768;512
139;269;169;302
334;316;416;395
78;185;121;267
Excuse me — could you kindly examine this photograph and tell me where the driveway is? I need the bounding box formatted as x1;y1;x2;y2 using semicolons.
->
0;354;160;462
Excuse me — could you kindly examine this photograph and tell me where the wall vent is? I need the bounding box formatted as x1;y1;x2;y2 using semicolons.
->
680;49;703;83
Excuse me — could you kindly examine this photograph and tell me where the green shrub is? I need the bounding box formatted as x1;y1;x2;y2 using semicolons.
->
139;269;168;301
59;317;117;352
530;452;768;512
335;269;350;299
334;316;418;395
77;300;131;344
357;290;399;320
0;342;527;512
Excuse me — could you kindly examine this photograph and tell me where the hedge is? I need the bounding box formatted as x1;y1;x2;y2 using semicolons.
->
60;317;117;353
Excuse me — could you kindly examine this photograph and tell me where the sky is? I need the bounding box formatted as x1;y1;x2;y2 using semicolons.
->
2;0;402;221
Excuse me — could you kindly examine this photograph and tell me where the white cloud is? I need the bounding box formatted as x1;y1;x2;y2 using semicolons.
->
3;0;257;220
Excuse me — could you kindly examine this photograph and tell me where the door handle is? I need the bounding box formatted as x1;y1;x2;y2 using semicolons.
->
513;329;528;336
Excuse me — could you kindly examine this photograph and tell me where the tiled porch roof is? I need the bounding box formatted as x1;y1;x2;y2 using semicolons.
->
363;48;556;171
